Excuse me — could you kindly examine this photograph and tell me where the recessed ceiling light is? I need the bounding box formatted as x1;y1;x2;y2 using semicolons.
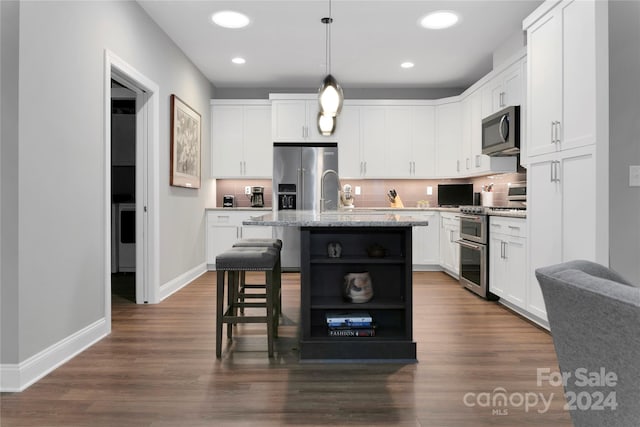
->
420;11;460;30
401;62;415;69
232;57;246;65
211;11;250;29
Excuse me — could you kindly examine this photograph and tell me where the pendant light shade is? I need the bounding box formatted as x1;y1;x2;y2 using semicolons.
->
317;1;343;136
318;74;343;117
317;111;336;136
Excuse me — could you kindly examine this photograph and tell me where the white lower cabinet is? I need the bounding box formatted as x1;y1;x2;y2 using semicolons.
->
527;145;601;324
392;210;440;269
489;217;527;310
413;220;440;268
206;210;273;269
439;212;460;277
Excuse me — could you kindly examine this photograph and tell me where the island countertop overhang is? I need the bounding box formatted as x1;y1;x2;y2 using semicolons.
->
242;210;429;227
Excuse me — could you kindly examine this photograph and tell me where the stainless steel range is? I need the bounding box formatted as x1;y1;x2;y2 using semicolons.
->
457;206;494;299
457;197;526;299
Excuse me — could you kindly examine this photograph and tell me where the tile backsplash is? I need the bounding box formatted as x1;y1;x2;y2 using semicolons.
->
216;179;272;208
215;172;526;209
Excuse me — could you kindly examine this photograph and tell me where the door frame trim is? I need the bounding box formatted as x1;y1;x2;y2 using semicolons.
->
104;50;160;324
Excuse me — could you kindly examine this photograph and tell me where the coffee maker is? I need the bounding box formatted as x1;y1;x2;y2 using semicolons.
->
250;186;264;208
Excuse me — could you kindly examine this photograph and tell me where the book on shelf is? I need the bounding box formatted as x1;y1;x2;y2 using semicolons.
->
325;311;372;324
328;327;376;337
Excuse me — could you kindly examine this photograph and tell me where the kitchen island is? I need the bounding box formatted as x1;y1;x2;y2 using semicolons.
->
244;210;428;362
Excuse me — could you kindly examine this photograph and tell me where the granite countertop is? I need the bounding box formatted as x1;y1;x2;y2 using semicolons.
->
488;210;527;219
242;210;429;227
340;206;460;213
206;207;272;211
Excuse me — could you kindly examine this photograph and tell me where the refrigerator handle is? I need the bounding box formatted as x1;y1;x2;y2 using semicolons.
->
299;168;304;208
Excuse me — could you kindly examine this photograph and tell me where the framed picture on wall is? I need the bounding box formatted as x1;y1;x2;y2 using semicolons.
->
170;94;201;189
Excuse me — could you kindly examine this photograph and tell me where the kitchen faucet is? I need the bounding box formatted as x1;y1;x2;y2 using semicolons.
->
320;169;339;212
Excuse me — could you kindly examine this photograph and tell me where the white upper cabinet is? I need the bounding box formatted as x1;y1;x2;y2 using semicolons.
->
524;0;598;160
483;60;525;117
435;102;462;177
383;106;414;178
210;101;272;178
411;106;436;177
335;103;435;179
271;96;337;142
335;105;361;178
359;106;388;177
460;91;480;174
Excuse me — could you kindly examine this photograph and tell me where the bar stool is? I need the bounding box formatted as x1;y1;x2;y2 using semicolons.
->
215;246;279;358
232;238;282;315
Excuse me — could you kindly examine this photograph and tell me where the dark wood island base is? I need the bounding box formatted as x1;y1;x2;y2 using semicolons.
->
299;226;416;361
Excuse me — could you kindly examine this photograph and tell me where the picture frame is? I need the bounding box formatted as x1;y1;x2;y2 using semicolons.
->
170;94;201;189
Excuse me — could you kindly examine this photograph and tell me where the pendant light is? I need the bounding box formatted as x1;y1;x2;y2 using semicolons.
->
318;1;343;121
317;111;336;136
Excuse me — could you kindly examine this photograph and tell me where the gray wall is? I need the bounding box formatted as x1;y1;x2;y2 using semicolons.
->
2;0;214;364
1;0;20;364
609;0;640;284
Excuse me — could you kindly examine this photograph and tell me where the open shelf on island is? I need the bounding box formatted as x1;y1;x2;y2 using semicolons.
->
300;226;416;361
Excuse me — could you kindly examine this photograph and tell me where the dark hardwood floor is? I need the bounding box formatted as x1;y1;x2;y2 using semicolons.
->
1;272;573;426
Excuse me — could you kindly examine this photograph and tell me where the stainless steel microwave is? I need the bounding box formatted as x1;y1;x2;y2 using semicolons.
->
482;105;520;156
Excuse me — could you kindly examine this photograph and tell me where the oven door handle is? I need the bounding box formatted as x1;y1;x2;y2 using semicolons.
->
456;240;482;250
458;214;484;223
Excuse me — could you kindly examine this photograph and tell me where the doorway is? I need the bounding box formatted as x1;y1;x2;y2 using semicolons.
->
110;82;136;302
104;50;161;329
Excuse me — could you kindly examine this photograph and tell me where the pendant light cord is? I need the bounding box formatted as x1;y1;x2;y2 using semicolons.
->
324;0;332;75
328;0;332;75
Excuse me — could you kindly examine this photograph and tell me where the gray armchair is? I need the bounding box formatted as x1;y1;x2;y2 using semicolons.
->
536;260;640;427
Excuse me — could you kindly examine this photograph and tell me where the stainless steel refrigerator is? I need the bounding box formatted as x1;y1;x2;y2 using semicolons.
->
272;142;339;271
272;142;339;212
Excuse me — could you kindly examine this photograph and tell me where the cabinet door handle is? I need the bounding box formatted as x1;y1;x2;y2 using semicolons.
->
555;121;561;144
475;154;481;168
364;162;367;175
240;161;243;175
551;121;555;144
466;158;470;170
360;161;363;175
550;160;561;182
550;162;554;182
456;160;460;172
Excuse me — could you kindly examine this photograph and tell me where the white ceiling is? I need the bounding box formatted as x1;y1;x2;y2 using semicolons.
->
138;0;543;91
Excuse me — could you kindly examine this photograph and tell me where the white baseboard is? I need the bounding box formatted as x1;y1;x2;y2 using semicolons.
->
0;318;108;392
499;299;550;331
159;262;206;301
412;264;442;272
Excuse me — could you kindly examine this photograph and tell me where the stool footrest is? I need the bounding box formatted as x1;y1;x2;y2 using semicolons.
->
234;302;267;309
238;293;267;299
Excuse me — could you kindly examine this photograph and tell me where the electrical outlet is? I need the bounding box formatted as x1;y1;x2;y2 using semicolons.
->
630;165;640;187
355;186;361;195
426;186;433;195
245;186;252;195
